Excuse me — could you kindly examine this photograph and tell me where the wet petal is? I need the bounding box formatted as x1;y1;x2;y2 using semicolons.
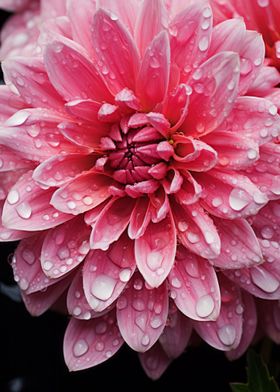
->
139;343;171;380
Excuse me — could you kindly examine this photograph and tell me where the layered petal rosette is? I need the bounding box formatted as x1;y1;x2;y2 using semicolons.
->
1;0;280;379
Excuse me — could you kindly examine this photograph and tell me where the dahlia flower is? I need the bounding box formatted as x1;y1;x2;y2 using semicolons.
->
1;0;280;379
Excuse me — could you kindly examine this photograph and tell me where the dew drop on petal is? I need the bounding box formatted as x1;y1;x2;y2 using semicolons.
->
141;334;150;346
73;339;89;357
43;260;53;271
16;202;32;219
217;325;236;346
147;251;163;271
7;189;20;205
195;294;215;318
251;267;280;293
119;268;132;283
91;275;116;301
229;189;249;211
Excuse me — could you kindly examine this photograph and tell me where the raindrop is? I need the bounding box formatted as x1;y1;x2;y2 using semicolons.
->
185;260;200;278
91;275;116;301
198;36;209;51
67;200;77;210
261;226;274;239
251;267;279;293
212;197;222;207
195;294;215;318
187;232;199;244
73;306;82;316
257;0;269;7
16;202;32;219
150;57;160;69
133;298;145;311
147;251;163;271
171;277;181;288
217;324;236;346
141;334;150;346
178;221;188;232
22;249;35;264
73;339;89;357
150;316;162;329
7;190;20;205
19;278;29;291
119;268;132;283
247;149;257;160
95;341;104;352
43;260;53;271
229;189;249;211
6;110;30;126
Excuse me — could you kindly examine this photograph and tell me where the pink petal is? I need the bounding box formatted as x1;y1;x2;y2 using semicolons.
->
65;99;101;123
92;9;140;94
168;246;220;321
33;153;94;187
182;52;240;136
11;233;62;294
67;269;113;320
116;272;169;352
0;144;34;173
139;343;171;380
44;35;112;103
258;299;280;344
41;216;91;278
248;66;280;96
159;303;192;358
0;85;25;122
221;97;280;145
3;171;72;231
135;0;167;56
2;56;64;109
193;275;243;351
196;169;268;219
174;172;202;205
128;196;151;239
63;311;124;371
83;244;136;312
226;291;257;360
162;83;190;129
22;273;73;316
135;212;176;287
1;108;88;161
51;171;112;215
202;131;259;170
58;121;104;149
211;218;262;269
90;197;135;250
170;3;213;82
136;31;170;111
149;187;169;223
172;201;221;260
252;200;280;242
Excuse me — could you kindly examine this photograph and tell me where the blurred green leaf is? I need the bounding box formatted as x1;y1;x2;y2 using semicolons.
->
230;350;280;392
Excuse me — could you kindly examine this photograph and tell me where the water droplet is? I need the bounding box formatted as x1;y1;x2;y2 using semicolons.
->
198;36;209;51
269;105;277;115
83;196;93;206
212;197;222;207
133;298;145;311
185;260;200;278
22;249;35;264
133;278;143;290
261;226;274;239
187;232;199;244
73;339;89;357
204;231;215;244
178;221;188;232
195;294;215;318
7;189;19;205
141;334;150;346
16;202;32;219
73;306;82;316
217;324;236;346
95;341;104;352
119;268;132;283
19;278;29;290
91;275;116;301
171;277;181;288
203;7;212;17
247;149;258;160
150;56;160;69
67;200;76;210
150;316;162;329
6;110;30;126
147;251;163;271
251;267;280;293
257;0;269;7
43;260;53;271
229;189;249;211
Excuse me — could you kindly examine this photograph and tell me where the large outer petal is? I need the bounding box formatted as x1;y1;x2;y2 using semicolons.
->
139;343;171;380
3;171;72;231
135;212;176;287
117;272;169;352
168;246;221;321
63;311;124;371
0;85;25;122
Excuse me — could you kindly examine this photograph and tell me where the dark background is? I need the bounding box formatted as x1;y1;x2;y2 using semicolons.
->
0;8;277;392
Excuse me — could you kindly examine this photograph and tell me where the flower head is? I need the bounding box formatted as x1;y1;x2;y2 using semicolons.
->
1;0;280;379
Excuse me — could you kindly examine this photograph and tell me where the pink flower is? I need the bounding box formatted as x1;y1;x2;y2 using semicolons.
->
1;0;280;379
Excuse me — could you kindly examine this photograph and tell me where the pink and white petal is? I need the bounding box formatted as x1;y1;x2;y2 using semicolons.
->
97;0;139;35
172;201;221;260
83;245;135;312
163;84;190;129
1;109;88;162
136;31;170;111
63;311;124;371
58;121;105;150
11;232;62;295
128;196;151;239
2;56;65;110
22;273;73;316
0;144;34;173
135;212;176;287
168;247;220;321
224;263;280;300
170;3;213;82
139;343;171;380
159;303;192;358
226;291;257;360
92;9;140;94
174;172;202;206
117;272;169;352
41;216;91;278
248;66;280;96
196;170;268;220
211;218;263;269
135;0;167;57
149;187;169;223
65;99;101;123
90;197;135;251
221;97;280;146
67;0;97;55
51;171;112;215
258;299;280;344
193;275;243;351
202;131;259;170
33;153;94;187
0;85;25;122
44;35;112;103
3;171;72;231
181;52;240;136
0;170;26;201
252;200;280;242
